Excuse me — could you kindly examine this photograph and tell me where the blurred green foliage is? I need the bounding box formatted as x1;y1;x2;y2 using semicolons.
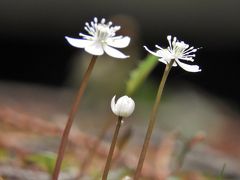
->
126;54;158;96
25;152;57;174
0;149;10;162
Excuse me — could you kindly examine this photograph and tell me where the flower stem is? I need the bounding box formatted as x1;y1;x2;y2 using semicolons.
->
102;116;123;180
134;60;174;180
52;55;97;180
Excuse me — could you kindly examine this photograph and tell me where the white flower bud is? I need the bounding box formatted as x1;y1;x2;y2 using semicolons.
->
111;95;135;118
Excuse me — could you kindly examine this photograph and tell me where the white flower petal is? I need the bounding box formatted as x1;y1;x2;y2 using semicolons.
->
125;98;135;116
111;95;117;115
179;57;194;62
158;59;178;66
144;46;161;58
145;36;201;72
107;36;131;48
65;36;92;48
157;49;173;59
175;59;201;72
84;42;104;56
67;18;130;58
172;61;178;67
158;58;168;65
104;45;129;59
111;95;135;117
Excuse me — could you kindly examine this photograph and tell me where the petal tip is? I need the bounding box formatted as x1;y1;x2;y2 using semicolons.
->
167;35;172;41
65;36;70;40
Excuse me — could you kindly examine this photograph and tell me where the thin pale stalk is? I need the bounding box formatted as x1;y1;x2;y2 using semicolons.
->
102;116;123;180
52;55;97;180
134;60;174;180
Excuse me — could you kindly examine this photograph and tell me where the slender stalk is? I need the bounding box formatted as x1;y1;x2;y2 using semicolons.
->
134;60;174;180
78;117;113;178
102;116;123;180
52;55;97;180
219;163;226;180
175;132;205;173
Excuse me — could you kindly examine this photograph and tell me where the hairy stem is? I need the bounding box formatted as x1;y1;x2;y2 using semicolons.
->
134;60;174;179
52;55;97;180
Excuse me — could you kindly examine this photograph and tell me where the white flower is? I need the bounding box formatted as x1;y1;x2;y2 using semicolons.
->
111;95;135;118
144;35;201;72
65;17;130;59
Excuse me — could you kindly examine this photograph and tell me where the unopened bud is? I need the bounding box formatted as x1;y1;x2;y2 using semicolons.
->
111;95;135;118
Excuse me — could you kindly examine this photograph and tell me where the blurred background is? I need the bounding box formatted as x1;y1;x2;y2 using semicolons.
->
0;0;239;103
0;0;240;179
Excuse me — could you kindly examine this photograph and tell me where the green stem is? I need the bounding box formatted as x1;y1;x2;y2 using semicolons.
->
219;163;226;180
102;116;123;180
52;55;97;180
134;60;174;180
176;141;190;172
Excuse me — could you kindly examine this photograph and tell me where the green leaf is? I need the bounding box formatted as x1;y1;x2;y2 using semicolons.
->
126;54;158;96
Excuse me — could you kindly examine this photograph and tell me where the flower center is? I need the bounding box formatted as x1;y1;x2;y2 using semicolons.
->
173;42;188;58
95;24;111;43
